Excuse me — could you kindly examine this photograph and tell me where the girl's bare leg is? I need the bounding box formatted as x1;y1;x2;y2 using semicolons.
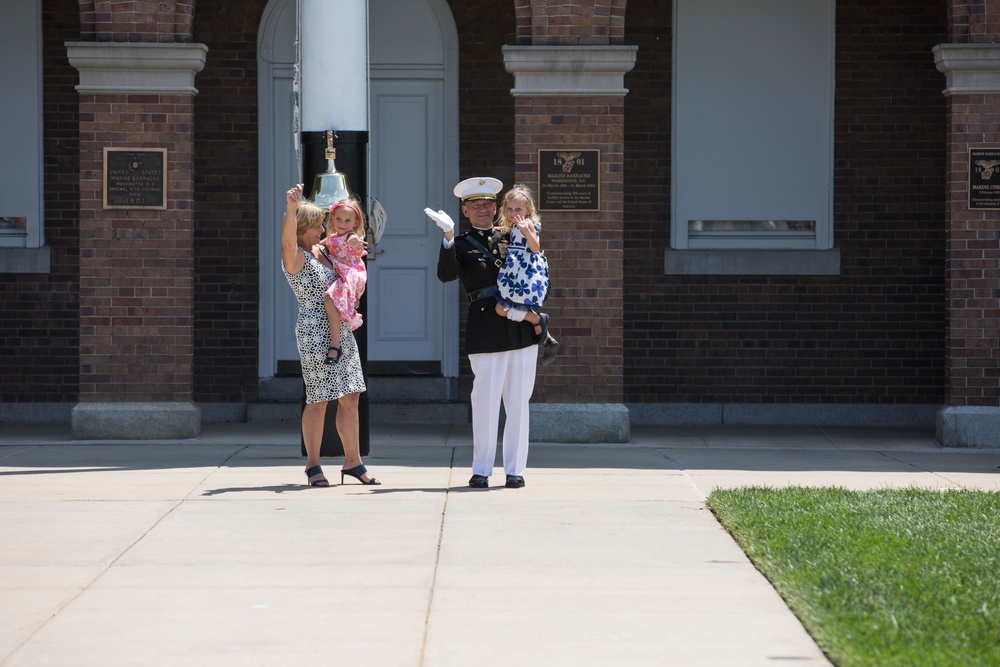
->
323;298;343;361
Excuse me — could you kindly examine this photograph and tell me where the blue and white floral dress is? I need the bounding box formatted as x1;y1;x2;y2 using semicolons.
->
496;224;550;310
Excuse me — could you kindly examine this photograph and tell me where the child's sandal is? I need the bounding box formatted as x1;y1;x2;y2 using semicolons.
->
324;346;341;365
533;313;550;344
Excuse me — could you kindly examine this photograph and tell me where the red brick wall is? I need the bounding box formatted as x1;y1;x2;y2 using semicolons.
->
943;94;1000;407
514;0;627;46
514;97;626;403
81;0;195;42
191;0;269;403
947;0;1000;41
0;0;80;403
622;0;947;406
77;93;196;402
450;0;517;188
941;1;1000;409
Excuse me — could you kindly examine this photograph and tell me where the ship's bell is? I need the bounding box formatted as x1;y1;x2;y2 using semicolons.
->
310;131;355;208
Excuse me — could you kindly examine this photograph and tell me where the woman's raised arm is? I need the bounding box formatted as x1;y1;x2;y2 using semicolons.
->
280;183;305;274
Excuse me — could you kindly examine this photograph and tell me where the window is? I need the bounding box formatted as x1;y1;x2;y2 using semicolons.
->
672;0;834;252
0;0;44;252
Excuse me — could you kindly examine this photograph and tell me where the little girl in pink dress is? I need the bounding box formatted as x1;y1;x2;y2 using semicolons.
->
319;199;367;364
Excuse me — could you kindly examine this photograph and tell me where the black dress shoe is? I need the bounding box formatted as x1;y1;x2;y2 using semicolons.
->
505;475;525;488
468;474;489;488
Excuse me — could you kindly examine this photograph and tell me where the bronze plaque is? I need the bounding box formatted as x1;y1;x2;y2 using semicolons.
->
969;147;1000;210
103;148;167;210
538;149;600;211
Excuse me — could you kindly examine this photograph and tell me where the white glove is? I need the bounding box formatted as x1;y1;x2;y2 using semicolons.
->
424;208;454;234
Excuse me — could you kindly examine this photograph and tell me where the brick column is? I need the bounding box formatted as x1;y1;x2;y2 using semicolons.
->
933;44;1000;447
67;42;207;439
504;46;636;442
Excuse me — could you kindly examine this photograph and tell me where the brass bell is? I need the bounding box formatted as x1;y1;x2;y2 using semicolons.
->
310;131;355;208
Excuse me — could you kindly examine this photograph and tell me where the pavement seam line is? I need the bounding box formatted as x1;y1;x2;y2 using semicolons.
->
1;497;189;665
0;445;37;463
0;445;249;665
875;449;967;489
656;448;708;501
419;446;455;667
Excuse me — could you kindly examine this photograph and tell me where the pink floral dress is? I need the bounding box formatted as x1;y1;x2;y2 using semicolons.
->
321;233;367;331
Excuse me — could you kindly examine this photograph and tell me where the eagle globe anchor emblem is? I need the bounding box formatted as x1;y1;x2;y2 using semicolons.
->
975;159;1000;180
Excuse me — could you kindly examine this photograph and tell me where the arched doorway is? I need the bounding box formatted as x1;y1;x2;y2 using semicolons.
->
257;0;459;381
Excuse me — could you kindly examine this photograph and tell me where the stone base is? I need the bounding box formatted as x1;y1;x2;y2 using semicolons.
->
529;403;630;443
627;402;937;427
71;402;201;440
936;406;1000;449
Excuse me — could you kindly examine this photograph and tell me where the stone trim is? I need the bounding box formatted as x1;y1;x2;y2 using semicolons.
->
936;406;1000;448
71;402;201;439
0;246;50;274
66;42;208;95
664;249;841;275
628;403;938;428
529;403;630;443
933;44;1000;95
503;45;638;96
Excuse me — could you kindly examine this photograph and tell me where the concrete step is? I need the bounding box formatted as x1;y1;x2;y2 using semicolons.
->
250;375;468;424
246;399;469;424
259;376;459;403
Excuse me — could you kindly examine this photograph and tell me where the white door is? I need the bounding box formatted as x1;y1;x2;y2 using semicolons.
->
258;0;459;378
367;77;453;371
368;0;459;375
257;0;299;376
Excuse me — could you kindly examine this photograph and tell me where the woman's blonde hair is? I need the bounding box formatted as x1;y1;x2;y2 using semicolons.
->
295;200;327;235
498;184;541;232
330;198;367;241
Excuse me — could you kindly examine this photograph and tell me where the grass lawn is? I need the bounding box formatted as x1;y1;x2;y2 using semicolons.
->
706;487;1000;667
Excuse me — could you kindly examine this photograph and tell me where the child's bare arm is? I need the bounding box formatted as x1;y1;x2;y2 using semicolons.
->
347;233;368;250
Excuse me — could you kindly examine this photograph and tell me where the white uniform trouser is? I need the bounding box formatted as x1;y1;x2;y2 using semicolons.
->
468;345;537;477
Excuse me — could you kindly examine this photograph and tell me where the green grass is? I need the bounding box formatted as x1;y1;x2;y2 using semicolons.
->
706;487;1000;667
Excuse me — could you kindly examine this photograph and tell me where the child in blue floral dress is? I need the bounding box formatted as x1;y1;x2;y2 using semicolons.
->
494;184;559;364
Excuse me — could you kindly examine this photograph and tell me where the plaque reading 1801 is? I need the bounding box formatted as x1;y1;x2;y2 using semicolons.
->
538;149;600;211
103;148;167;210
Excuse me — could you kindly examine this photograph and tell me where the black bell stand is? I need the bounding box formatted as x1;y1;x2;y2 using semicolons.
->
299;129;370;457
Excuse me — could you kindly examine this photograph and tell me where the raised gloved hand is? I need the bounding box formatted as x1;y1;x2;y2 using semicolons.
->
424;208;454;234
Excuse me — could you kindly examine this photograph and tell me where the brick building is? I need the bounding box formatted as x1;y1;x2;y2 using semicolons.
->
0;0;997;446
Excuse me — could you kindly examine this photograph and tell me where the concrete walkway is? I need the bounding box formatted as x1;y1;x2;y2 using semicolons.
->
1;422;998;666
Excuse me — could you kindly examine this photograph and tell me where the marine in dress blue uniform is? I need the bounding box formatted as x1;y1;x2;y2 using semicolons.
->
428;178;537;488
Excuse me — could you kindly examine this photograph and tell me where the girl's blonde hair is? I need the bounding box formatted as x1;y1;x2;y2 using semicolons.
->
498;184;541;232
330;198;367;240
295;200;327;235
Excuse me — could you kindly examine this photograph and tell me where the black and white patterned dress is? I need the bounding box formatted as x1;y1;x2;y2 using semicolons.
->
282;248;366;404
497;224;549;308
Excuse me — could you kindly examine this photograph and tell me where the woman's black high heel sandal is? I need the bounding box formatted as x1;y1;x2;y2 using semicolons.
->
341;464;381;485
305;465;330;487
324;346;341;365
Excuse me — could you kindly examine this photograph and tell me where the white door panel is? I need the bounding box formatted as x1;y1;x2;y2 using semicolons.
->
368;79;445;362
376;268;429;339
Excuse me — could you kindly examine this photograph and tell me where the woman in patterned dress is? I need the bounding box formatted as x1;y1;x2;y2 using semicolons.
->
280;183;380;487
